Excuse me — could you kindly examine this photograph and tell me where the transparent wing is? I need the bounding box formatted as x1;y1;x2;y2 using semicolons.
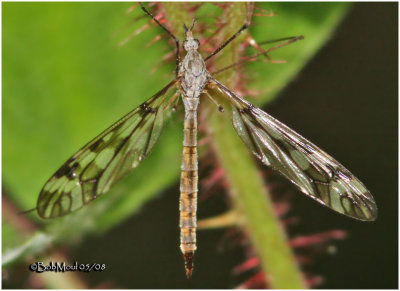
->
211;78;377;221
37;79;180;219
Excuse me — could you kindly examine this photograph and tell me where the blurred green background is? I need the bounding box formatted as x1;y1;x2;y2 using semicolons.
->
2;2;397;289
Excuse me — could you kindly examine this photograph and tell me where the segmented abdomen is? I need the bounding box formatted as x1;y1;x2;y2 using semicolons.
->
180;107;198;278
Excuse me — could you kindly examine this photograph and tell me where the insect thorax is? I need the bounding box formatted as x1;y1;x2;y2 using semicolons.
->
180;50;208;99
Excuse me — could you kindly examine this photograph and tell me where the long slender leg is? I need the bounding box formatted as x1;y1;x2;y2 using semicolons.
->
203;90;225;112
258;36;303;46
249;35;300;61
204;23;249;62
139;2;181;76
212;35;304;76
204;3;254;62
180;98;200;278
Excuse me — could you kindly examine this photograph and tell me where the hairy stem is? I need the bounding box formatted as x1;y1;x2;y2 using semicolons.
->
164;3;305;288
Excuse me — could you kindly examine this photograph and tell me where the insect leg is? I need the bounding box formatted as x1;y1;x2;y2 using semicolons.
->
258;36;304;46
212;35;304;76
203;90;225;112
248;35;303;62
162;88;181;111
139;2;181;76
204;3;254;62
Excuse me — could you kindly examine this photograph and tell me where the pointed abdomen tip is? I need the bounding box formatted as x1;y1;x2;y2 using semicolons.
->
183;252;194;278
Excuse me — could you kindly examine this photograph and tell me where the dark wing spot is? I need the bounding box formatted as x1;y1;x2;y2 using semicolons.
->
239;105;254;115
55;160;79;179
140;103;149;111
325;164;337;179
89;139;103;151
140;103;158;114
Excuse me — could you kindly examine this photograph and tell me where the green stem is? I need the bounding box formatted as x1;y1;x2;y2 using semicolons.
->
164;3;305;288
208;4;305;288
209;107;305;288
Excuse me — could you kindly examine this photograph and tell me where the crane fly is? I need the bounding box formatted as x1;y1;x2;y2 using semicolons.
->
36;3;377;278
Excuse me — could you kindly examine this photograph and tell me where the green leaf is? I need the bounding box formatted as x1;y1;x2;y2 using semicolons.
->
2;3;351;286
3;2;182;263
